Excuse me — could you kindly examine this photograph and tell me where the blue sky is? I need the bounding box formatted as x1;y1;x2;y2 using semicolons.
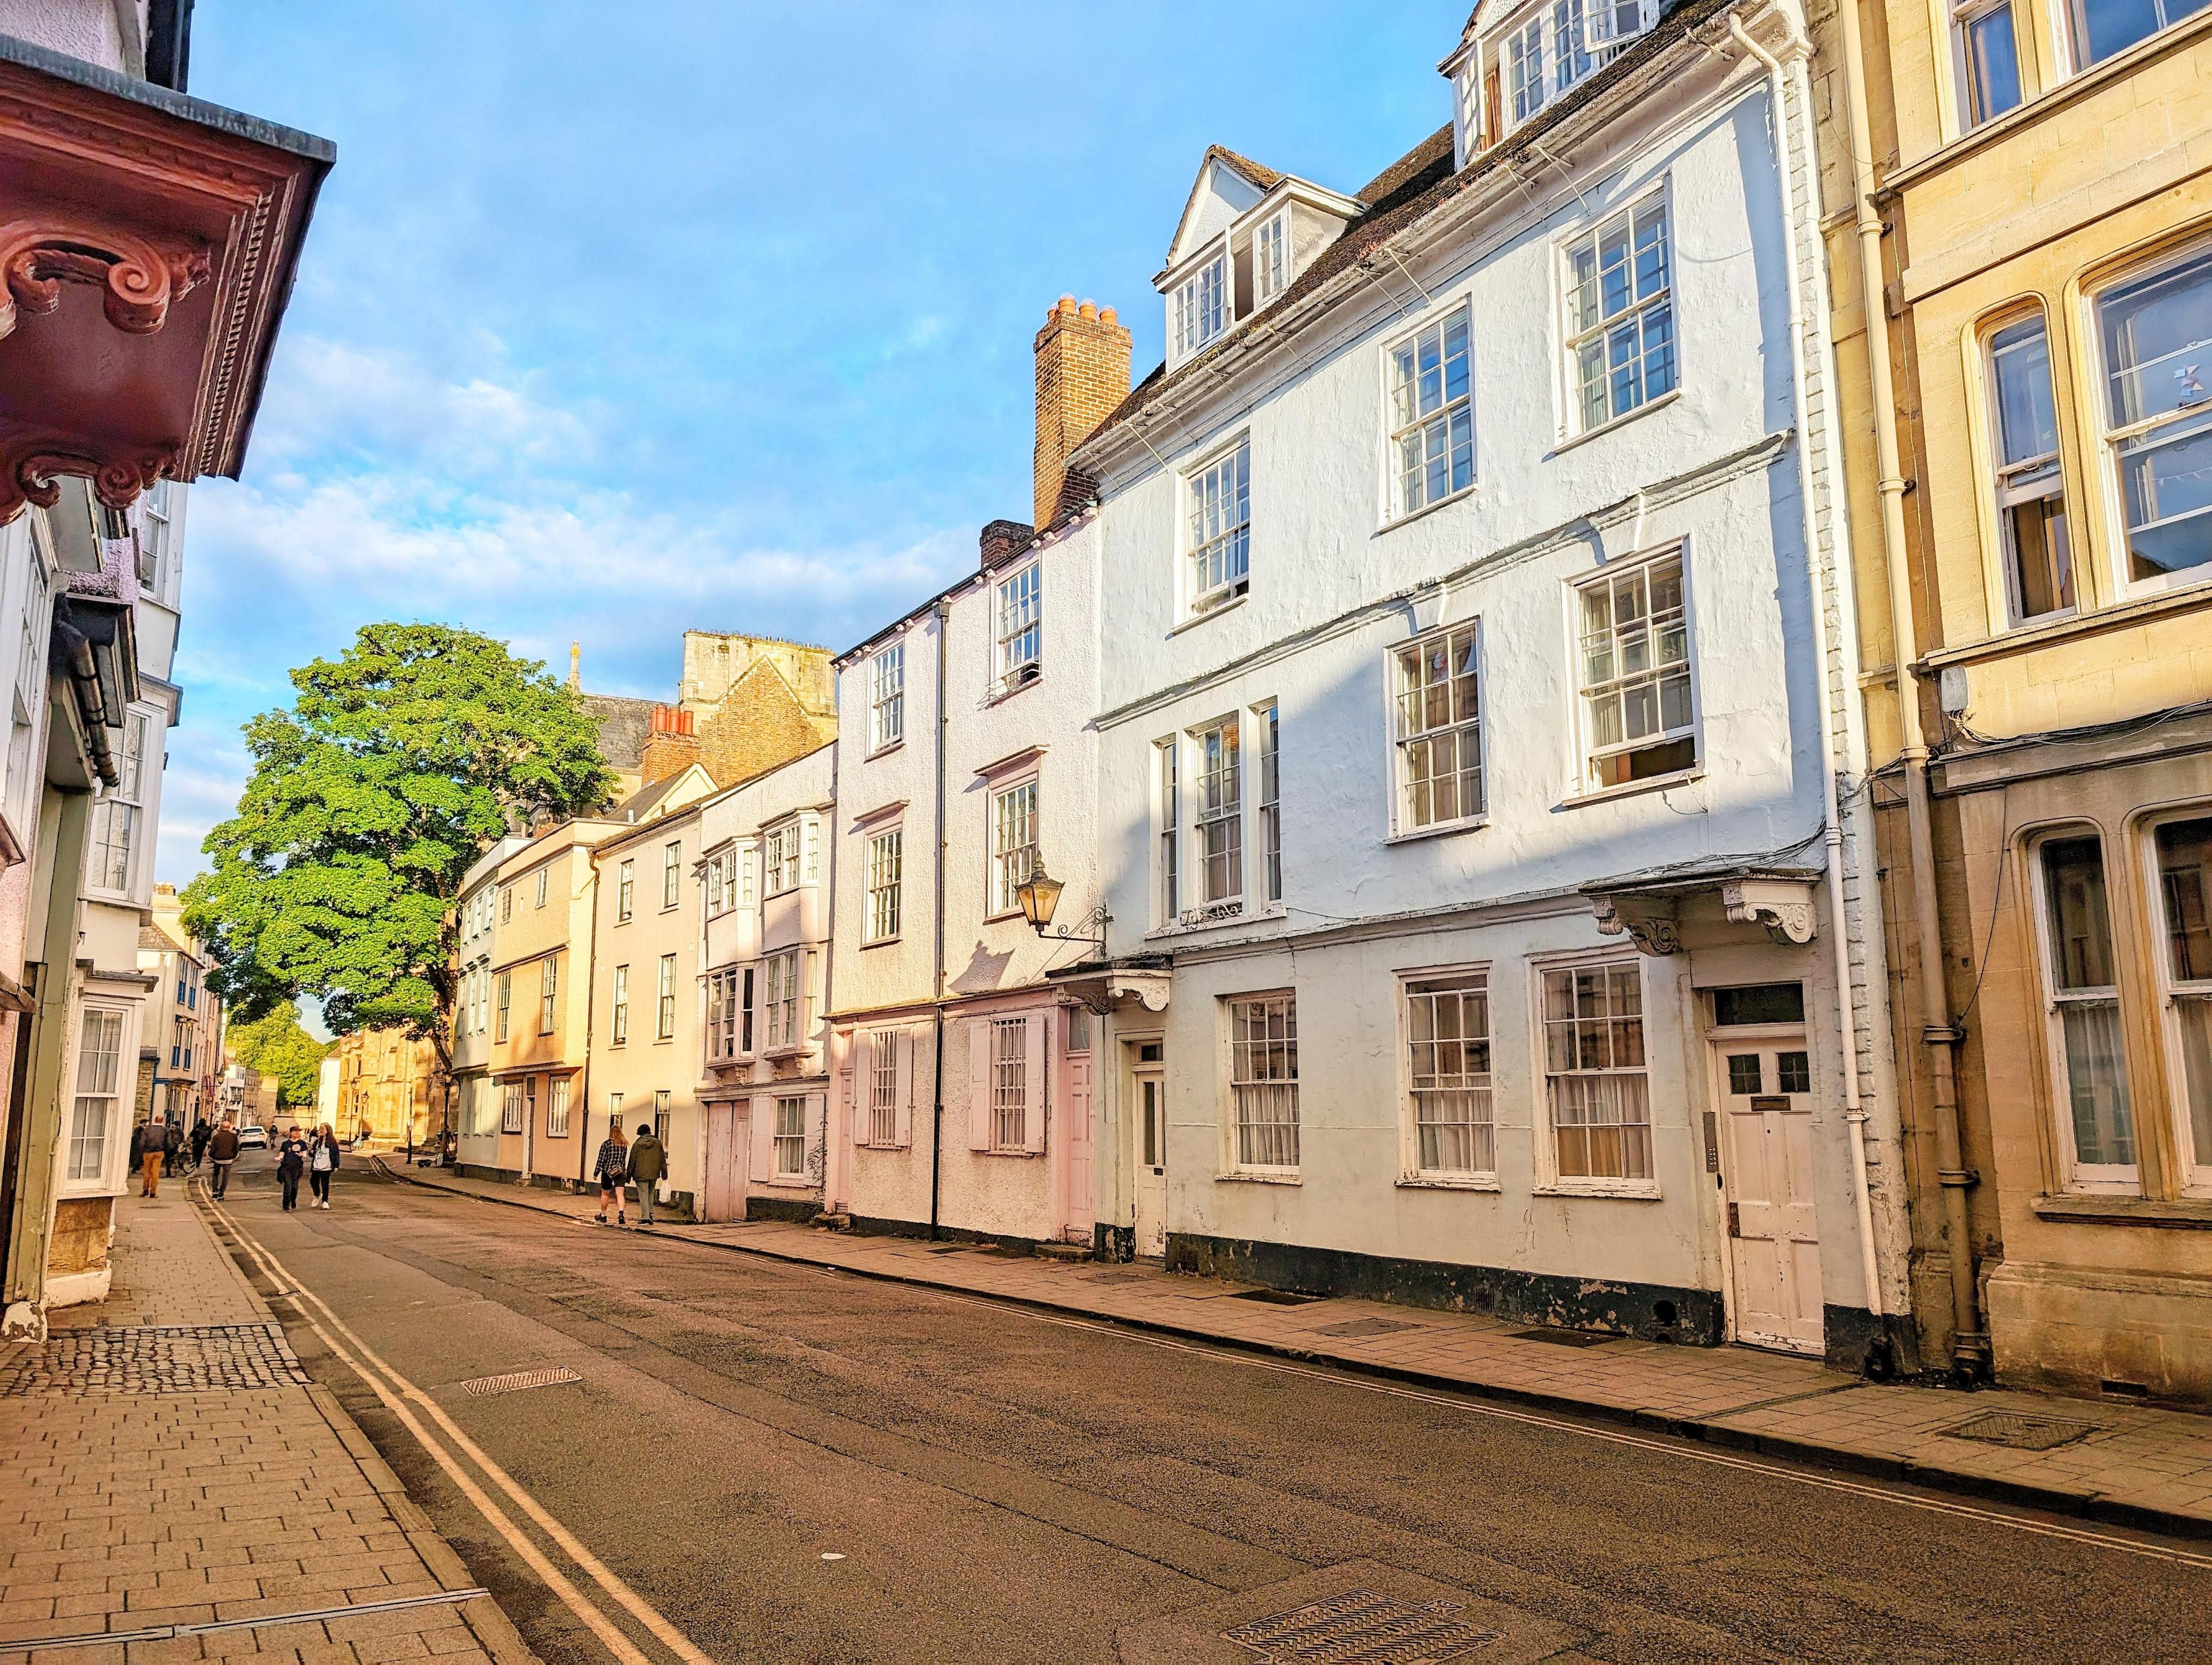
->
161;0;1469;885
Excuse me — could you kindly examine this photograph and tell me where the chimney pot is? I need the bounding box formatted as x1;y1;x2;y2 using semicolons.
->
1057;294;1077;317
1078;298;1098;321
1100;306;1118;325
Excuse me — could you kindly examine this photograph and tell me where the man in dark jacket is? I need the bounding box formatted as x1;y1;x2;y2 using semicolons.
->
207;1115;240;1200
627;1122;667;1226
190;1118;211;1170
161;1116;184;1177
130;1114;165;1199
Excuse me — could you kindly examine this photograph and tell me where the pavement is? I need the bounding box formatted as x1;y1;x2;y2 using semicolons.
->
377;1157;2212;1544
0;1170;535;1665
240;1160;2212;1664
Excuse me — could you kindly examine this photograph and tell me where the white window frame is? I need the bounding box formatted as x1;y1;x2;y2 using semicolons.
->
870;642;905;752
764;821;800;897
1225;992;1299;1174
657;953;677;1041
1560;191;1677;437
1156;738;1181;926
1253;211;1289;306
2068;0;2205;70
865;826;903;945
763;948;802;1052
2088;240;2212;600
990;776;1040;918
535;867;548;909
65;1004;126;1188
2030;829;2140;1193
2145;810;2212;1194
1386;305;1476;520
990;1017;1029;1152
1571;546;1698;794
539;955;558;1035
1399;966;1497;1186
1532;951;1657;1196
87;710;149;898
706;854;725;916
1984;309;2075;624
1172;248;1229;362
495;972;511;1042
1184;438;1251;616
617;859;634;922
1191;716;1243;909
1391;621;1486;836
706;967;739;1063
611;964;630;1048
501;1083;524;1136
994;562;1042;696
772;1094;808;1180
662;841;682;910
1254;702;1281;906
1495;0;1646;133
547;1076;571;1139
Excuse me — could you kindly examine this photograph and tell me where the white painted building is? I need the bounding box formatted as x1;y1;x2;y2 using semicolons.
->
824;488;1106;1249
1066;0;1913;1367
692;744;835;1222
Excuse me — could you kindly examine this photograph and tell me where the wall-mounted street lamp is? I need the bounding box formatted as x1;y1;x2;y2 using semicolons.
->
1015;864;1108;947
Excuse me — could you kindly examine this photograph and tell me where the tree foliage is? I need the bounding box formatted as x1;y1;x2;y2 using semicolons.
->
226;1005;330;1109
183;624;615;1074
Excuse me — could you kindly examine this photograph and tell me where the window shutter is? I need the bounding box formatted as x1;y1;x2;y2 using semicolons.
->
747;1096;772;1183
893;1030;915;1150
849;1031;873;1144
967;1019;993;1151
1022;1012;1048;1155
807;1093;825;1169
805;950;824;1046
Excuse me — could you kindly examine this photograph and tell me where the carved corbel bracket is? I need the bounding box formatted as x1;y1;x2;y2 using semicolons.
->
1109;970;1172;1012
1590;894;1683;957
0;221;212;341
1721;878;1820;946
0;442;176;524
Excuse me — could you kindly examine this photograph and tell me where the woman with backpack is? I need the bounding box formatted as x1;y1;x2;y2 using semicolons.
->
592;1123;630;1227
308;1124;342;1209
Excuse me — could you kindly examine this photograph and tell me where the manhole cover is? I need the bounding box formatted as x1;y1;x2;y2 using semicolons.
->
1315;1318;1425;1338
461;1368;584;1398
1509;1327;1611;1348
1940;1411;2101;1451
1230;1288;1327;1306
1225;1588;1499;1663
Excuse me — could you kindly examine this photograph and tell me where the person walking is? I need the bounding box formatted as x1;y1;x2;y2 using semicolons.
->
627;1121;667;1227
592;1124;630;1227
275;1125;308;1212
161;1114;184;1177
130;1113;165;1199
308;1124;340;1209
190;1117;211;1171
207;1114;240;1200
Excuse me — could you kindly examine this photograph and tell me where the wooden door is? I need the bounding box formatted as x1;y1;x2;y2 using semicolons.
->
1715;1037;1823;1353
703;1103;739;1223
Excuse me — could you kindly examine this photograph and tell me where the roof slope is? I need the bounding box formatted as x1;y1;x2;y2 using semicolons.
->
581;693;657;771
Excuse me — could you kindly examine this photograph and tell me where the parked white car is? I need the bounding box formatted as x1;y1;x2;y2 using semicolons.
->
234;1124;268;1150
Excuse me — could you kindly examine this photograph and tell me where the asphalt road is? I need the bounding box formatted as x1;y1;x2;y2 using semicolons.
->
206;1153;2212;1665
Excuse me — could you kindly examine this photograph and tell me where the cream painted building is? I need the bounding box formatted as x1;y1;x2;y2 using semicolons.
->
692;744;835;1223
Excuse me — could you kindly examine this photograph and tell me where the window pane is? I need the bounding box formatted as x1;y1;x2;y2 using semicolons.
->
2101;253;2212;430
2157;817;2212;982
2060;999;2135;1166
2043;836;2118;989
1962;3;2022;125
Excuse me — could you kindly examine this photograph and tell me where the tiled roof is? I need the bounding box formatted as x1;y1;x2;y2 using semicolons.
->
1209;145;1287;192
1078;0;1727;455
580;693;657;770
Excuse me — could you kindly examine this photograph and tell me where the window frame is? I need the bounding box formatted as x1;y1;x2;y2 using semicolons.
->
1558;188;1678;438
1183;436;1252;618
1384;304;1477;522
86;709;149;898
1570;545;1700;797
1493;0;1649;135
617;859;634;923
1981;306;2077;625
539;955;558;1036
764;820;801;897
662;841;682;910
705;967;739;1063
990;1016;1030;1152
2029;827;2141;1193
656;953;677;1041
1531;950;1659;1196
1172;248;1229;362
64;1003;127;1189
993;560;1043;697
865;825;903;945
1389;620;1487;837
611;963;630;1048
1224;991;1300;1175
1255;702;1282;905
2087;237;2212;600
2143;809;2212;1195
988;775;1041;920
535;867;548;909
867;1029;902;1147
1190;715;1243;911
1397;964;1499;1187
1952;0;2025;129
870;641;906;753
1156;738;1181;926
547;1076;571;1139
501;1082;525;1136
772;1094;809;1181
2067;0;2208;71
1253;211;1289;306
763;947;804;1053
495;972;511;1043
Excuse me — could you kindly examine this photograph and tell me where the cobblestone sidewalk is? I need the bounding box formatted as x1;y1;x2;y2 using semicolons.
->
0;1188;535;1665
384;1158;2212;1542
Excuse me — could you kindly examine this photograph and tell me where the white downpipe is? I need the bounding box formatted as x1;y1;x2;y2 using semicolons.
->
1728;7;1883;1321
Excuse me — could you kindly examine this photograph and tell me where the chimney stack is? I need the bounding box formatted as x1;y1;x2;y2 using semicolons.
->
639;704;700;788
979;519;1035;569
1033;294;1130;532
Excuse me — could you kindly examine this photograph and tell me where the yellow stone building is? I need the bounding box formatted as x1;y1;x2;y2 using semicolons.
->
331;1027;438;1147
1824;0;2212;1394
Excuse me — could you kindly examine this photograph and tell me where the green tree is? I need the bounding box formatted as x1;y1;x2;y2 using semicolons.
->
184;624;615;1105
226;1005;330;1108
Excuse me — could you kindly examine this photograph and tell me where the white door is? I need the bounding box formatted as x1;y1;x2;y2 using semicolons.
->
1714;1036;1824;1354
1132;1064;1167;1260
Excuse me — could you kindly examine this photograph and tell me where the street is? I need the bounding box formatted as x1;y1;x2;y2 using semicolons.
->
192;1155;2212;1665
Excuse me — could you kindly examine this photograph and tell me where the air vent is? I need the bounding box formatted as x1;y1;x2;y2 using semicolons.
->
1224;1588;1499;1663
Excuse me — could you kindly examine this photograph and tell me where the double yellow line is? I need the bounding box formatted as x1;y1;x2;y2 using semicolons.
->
203;1189;717;1665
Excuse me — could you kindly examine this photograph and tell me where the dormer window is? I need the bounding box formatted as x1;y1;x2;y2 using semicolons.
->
1487;0;1648;138
1174;255;1228;359
1254;213;1289;306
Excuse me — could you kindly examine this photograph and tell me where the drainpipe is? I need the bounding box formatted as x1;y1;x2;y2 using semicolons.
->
928;598;949;1242
1726;9;1885;1333
1831;0;1983;1372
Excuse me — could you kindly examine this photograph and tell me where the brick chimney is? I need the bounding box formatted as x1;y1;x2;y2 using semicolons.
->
979;519;1035;569
1033;295;1131;532
639;705;700;788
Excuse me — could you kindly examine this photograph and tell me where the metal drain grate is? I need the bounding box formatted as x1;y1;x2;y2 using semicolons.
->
1509;1327;1612;1348
460;1367;583;1399
1229;1288;1327;1306
1225;1588;1499;1663
1314;1318;1425;1338
1940;1411;2101;1451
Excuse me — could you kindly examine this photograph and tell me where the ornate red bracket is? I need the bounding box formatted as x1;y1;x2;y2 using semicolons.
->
0;442;176;524
0;221;211;340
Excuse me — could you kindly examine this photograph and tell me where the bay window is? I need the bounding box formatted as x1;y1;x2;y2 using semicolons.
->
764;949;802;1051
67;1008;123;1183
